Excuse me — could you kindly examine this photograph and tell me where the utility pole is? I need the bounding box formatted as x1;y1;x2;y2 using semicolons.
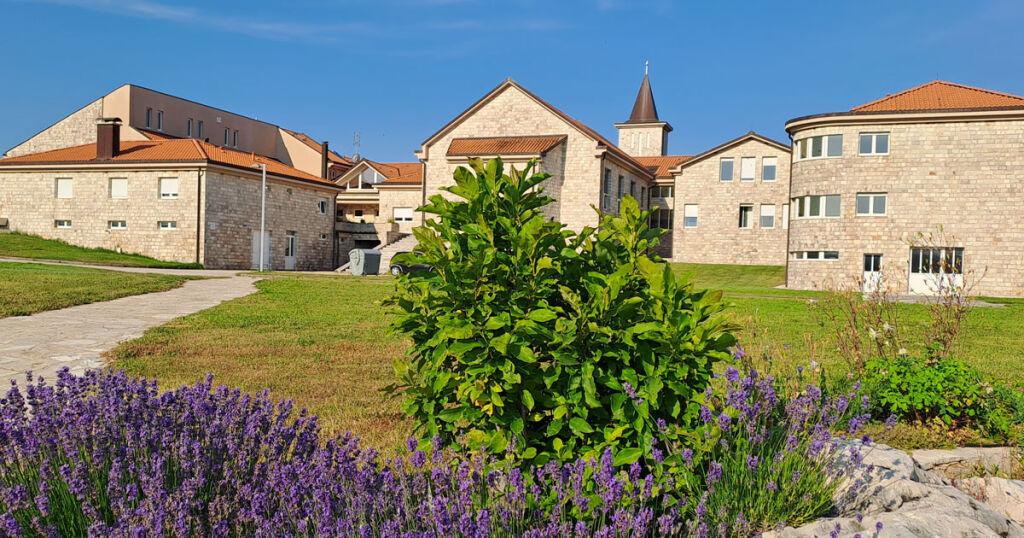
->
253;163;268;271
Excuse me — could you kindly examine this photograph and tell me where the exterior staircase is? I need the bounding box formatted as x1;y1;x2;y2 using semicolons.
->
376;233;419;272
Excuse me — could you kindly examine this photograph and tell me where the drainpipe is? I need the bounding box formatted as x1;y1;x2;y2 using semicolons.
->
784;132;794;289
195;168;203;265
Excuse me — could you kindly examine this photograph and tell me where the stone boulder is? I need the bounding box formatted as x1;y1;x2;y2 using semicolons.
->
765;442;1024;537
913;447;1022;480
957;476;1024;526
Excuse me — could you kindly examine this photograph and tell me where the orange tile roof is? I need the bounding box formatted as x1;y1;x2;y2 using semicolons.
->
284;129;354;166
0;139;340;188
633;155;692;178
138;129;179;141
447;135;567;157
852;80;1024;113
363;160;423;185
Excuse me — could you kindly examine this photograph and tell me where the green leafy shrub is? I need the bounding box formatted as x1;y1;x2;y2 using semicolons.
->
865;352;989;428
387;158;736;465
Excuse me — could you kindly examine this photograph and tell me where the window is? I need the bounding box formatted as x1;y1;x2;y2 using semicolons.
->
617;175;625;207
649;208;673;229
911;247;963;274
629;179;636;198
233;130;239;148
158;221;177;230
762;157;777;181
197;120;204;139
738;204;753;228
145;108;152;128
740;157;756;181
683;204;698;228
55;177;73;199
855;193;887;216
720;158;734;181
796;134;842;160
759;204;775;229
54;219;72;229
864;254;882;272
793;250;839;260
601;168;612;211
156;110;163;131
354;209;364;218
285;232;297;258
792;194;841;218
318;200;329;215
652;185;674;198
159;177;179;199
393;207;414;222
108;220;127;230
224;128;230;146
109;178;128;199
320;233;329;241
639;186;646;208
187;118;194;137
859;132;889;155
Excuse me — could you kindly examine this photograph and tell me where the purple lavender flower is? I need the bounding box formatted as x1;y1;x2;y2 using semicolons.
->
707;461;723;484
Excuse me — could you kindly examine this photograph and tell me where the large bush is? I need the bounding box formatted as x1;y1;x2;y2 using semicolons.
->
388;158;736;465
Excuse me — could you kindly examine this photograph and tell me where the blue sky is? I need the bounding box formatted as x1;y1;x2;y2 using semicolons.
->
2;0;1024;161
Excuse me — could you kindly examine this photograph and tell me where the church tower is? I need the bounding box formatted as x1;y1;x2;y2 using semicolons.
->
615;62;672;157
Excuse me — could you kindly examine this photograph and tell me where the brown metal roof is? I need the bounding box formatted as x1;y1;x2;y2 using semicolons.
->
852;80;1024;113
626;74;660;124
447;135;567;157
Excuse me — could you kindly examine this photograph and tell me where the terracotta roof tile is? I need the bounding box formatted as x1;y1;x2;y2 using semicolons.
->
0;139;339;188
852;80;1024;113
633;155;691;178
363;160;423;185
447;135;567;157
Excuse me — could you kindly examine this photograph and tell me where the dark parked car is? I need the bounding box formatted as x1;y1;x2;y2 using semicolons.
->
389;252;434;276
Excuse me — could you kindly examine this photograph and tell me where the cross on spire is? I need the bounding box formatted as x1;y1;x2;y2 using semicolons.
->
644;60;649;76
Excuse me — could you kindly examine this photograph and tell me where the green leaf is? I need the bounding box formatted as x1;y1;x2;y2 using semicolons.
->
569;417;594;435
612;447;643;466
528;309;558;322
522;390;535;411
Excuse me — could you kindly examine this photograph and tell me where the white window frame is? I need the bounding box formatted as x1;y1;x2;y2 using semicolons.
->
795;134;843;161
54;219;72;229
318;200;329;215
285;232;297;258
791;194;841;219
858;132;890;156
855;193;887;216
223;128;230;146
601;168;613;211
233;130;239;148
197;120;204;138
649;208;673;229
740;157;756;181
109;177;128;199
156;110;164;131
720;158;734;181
108;220;127;230
55;177;73;199
759;204;776;229
158;220;177;230
762;156;778;182
187;118;194;137
683;204;698;228
159;177;179;199
738;204;754;229
793;250;840;261
145;108;152;128
393;207;414;223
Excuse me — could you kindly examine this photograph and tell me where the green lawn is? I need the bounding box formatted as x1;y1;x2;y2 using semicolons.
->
0;232;201;269
0;262;191;318
109;263;1024;452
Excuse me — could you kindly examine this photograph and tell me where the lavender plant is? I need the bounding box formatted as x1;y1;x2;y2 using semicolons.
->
1;366;872;536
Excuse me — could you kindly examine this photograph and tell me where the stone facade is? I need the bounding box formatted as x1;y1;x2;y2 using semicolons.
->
418;83;653;232
616;123;670;157
0;165;337;269
671;138;791;265
6;99;106;158
786;118;1024;297
377;185;424;233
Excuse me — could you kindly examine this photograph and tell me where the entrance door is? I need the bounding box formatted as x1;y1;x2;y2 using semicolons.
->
284;231;297;270
909;247;964;294
863;254;882;293
251;230;271;270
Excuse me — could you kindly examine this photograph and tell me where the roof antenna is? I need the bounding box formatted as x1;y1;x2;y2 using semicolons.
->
644;60;649;76
352;131;361;162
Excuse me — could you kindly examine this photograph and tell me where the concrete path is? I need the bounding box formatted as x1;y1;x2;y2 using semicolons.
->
0;262;259;388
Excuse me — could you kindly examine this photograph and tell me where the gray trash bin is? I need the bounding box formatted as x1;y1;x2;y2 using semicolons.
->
349;249;381;276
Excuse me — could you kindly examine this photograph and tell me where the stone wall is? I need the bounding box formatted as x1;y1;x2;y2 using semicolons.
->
671;138;790;265
787;119;1024;297
5;99;104;158
203;170;337;270
377;185;423;234
421;85;652;231
0;167;201;262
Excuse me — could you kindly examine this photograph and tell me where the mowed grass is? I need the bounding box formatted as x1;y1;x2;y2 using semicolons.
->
109;263;1024;452
0;232;201;269
0;262;190;318
111;276;412;451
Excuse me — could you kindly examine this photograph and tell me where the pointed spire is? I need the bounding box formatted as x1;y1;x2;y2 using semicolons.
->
627;61;659;123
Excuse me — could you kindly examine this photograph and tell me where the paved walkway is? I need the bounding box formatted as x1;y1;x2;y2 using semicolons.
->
0;261;259;388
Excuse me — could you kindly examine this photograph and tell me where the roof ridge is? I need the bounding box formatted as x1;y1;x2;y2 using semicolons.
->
852;80;1024;111
189;138;209;160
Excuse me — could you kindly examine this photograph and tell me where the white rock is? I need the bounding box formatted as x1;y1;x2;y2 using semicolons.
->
957;476;1024;525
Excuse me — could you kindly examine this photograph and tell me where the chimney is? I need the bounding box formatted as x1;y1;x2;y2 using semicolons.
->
321;141;329;179
96;117;122;160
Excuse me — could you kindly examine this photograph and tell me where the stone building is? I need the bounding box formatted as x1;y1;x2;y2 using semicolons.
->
0;119;341;270
4;83;353;180
333;160;423;266
785;80;1024;297
667;132;791;265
